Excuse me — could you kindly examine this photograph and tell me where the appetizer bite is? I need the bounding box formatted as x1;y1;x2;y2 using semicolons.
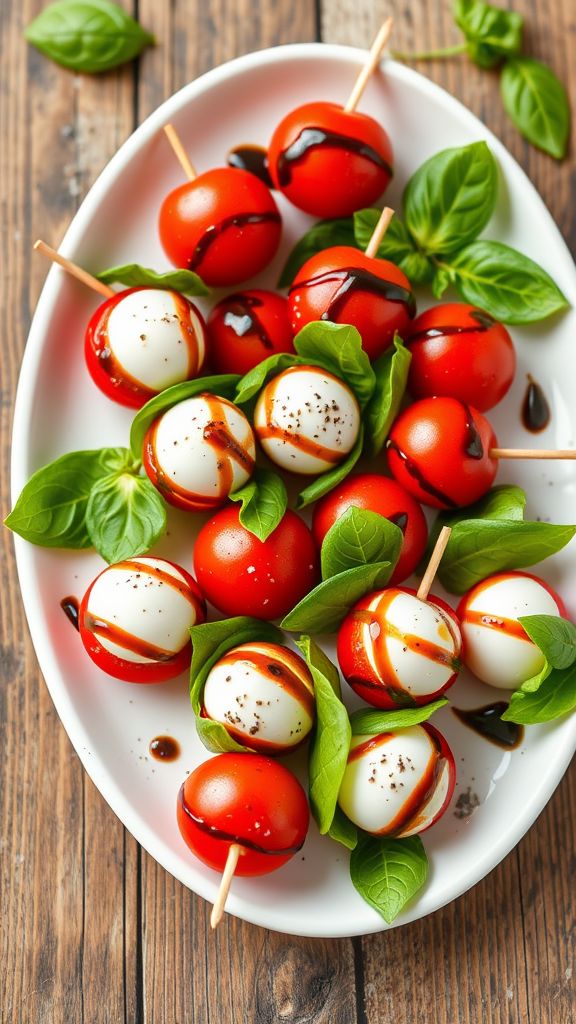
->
207;289;294;376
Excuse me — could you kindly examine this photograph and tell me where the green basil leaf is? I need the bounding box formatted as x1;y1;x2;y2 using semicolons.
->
518;615;576;671
229;468;287;542
130;374;240;457
281;559;393;634
432;266;453;299
328;806;358;850
442;241;569;324
85;472;166;563
25;0;154;73
364;334;411;457
297;425;364;509
234;353;300;406
454;0;523;68
278;217;357;288
401;252;435;284
97;264;209;296
5;447;135;548
426;484;527;558
501;58;570;161
353;209;415;262
403;141;498;254
502;661;576;724
296;636;351;834
189;616;283;753
350;697;449;735
293;321;376;408
321;507;402;580
350;833;428;924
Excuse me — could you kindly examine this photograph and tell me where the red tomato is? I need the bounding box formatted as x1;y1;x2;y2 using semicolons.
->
387;397;498;510
177;753;309;876
406;303;516;412
159;167;282;286
193;506;319;620
207;289;294;376
311;474;428;584
267;102;393;217
289;246;415;361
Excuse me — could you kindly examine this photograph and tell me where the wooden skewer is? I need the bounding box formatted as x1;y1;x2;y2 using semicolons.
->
210;843;241;929
417;526;452;602
491;448;576;460
364;206;394;259
163;123;197;181
344;16;394;113
34;240;114;299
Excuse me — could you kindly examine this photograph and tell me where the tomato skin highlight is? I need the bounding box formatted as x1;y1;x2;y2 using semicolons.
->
207;289;294;376
289;246;415;361
268;102;393;217
193;506;320;620
387;396;499;510
159;167;282;286
177;753;310;876
405;303;516;412
311;473;428;585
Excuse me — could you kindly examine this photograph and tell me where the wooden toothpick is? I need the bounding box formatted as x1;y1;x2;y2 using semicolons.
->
210;843;241;929
417;526;452;602
34;240;114;299
364;206;395;259
163;123;197;181
491;448;576;460
344;16;394;113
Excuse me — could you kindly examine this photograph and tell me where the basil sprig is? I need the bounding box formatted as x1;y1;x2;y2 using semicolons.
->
229;468;287;543
188;616;283;753
97;264;209;297
25;0;154;74
350;833;429;924
349;698;449;736
502;614;576;724
454;0;523;67
130;374;240;458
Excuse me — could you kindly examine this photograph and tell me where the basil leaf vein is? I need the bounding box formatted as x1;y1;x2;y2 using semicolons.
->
85;472;166;563
321;507;402;581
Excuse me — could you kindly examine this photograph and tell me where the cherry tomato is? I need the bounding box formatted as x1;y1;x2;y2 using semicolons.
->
387;396;498;510
177;753;310;876
84;286;207;408
207;289;294;376
311;474;428;584
193;506;319;620
159;167;282;286
406;303;516;412
267;102;393;217
289;246;415;361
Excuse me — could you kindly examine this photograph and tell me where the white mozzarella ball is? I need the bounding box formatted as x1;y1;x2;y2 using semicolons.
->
84;557;203;663
105;288;206;391
203;642;315;752
338;726;453;837
253;364;361;474
459;572;564;689
147;394;256;508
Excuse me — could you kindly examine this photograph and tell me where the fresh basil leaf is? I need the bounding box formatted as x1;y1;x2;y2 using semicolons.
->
401;252;435;284
97;264;209;297
501;58;570;161
454;0;523;69
502;661;576;724
234;353;300;406
85;472;166;563
432;266;453;300
442;241;569;324
130;374;240;457
328;806;358;850
229;468;287;542
189;616;283;753
350;833;428;924
297;426;364;509
321;507;402;581
293;321;376;408
281;560;393;634
354;210;415;263
426;484;527;557
296;636;351;834
403;141;498;255
5;447;135;549
278;217;357;288
518;615;576;671
364;334;411;457
350;697;449;735
25;0;154;73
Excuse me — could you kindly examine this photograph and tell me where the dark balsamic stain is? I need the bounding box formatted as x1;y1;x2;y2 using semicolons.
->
290;267;416;320
522;375;551;433
188;211;281;271
462;402;484;459
407;308;496;345
178;788;304;856
222;293;273;350
149;735;180;762
227;144;273;188
386;439;458;508
276;126;393;185
453;703;524;750
388;511;408;533
60;596;80;631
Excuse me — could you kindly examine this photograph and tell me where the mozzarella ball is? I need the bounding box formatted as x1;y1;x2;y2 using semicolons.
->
338;725;455;837
203;642;315;753
253;365;361;474
458;571;565;689
337;587;462;709
79;556;206;681
143;393;256;511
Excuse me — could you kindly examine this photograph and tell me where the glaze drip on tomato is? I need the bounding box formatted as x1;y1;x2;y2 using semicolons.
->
276;126;393;186
222;294;273;350
406;308;496;345
187;211;281;271
227;144;274;188
290;266;416;321
178;788;305;856
386;439;459;508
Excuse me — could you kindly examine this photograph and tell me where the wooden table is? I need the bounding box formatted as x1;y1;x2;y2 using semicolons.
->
1;2;574;1021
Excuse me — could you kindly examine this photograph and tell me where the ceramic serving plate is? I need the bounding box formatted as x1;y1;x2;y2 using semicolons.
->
11;44;576;937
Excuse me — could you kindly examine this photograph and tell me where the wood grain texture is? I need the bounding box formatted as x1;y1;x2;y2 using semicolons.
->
1;1;574;1022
